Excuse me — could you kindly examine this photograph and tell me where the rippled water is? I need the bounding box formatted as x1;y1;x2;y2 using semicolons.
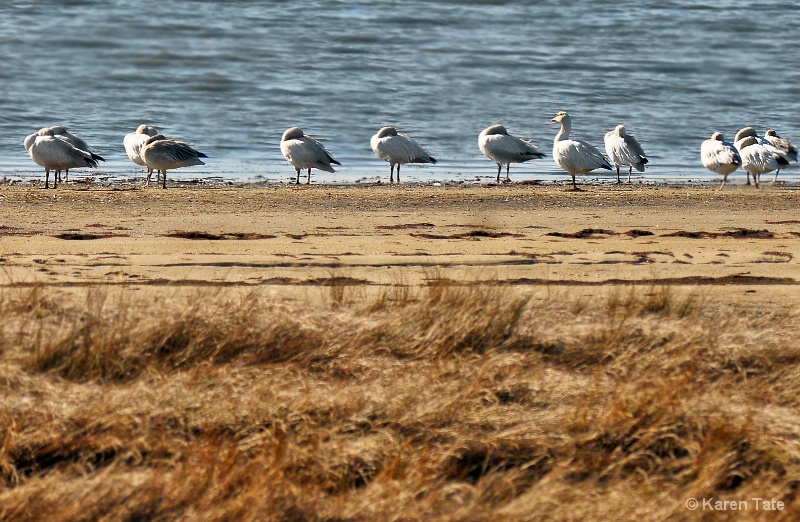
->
2;0;798;185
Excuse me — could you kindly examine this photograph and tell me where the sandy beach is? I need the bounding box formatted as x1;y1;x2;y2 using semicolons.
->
2;182;800;307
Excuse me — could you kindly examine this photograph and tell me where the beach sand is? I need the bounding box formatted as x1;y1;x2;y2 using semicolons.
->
1;182;799;308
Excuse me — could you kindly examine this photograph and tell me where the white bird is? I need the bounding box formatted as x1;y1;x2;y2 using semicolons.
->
551;111;612;190
764;129;797;182
700;132;742;190
140;134;207;189
477;124;545;183
738;136;789;188
370;126;436;184
734;127;772;185
604;124;648;184
124;124;159;180
280;127;340;184
46;126;105;182
24;128;100;189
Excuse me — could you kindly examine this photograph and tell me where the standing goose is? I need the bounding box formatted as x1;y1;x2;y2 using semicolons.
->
700;132;741;189
551;111;612;190
604;124;648;183
140;134;207;189
477;124;545;183
124;124;159;181
738;136;789;188
734;127;772;185
47;126;105;182
370;126;436;184
280;127;340;184
764;129;797;182
24;128;99;188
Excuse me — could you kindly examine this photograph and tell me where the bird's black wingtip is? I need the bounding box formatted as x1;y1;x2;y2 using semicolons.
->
521;152;545;160
429;157;437;164
92;153;105;162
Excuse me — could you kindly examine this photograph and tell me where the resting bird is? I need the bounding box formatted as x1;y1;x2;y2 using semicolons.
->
24;128;99;188
734;127;772;185
738;136;789;188
604;124;648;183
478;124;545;183
764;129;797;182
46;126;104;182
140;134;207;189
124;124;159;180
370;126;436;184
551;111;612;190
700;132;742;190
280;127;340;184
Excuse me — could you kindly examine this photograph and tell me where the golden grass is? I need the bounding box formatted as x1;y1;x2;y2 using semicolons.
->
1;282;799;520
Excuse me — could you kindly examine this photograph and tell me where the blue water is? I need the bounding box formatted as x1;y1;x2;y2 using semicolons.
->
1;1;798;185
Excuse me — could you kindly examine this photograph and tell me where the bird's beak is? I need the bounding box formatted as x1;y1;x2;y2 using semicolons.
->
550;118;557;123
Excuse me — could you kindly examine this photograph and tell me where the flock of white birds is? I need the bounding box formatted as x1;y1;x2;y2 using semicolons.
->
701;127;797;189
24;125;207;189
22;112;797;190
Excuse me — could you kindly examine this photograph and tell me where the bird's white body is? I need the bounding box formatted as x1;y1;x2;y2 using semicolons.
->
734;127;771;185
40;126;104;182
700;132;741;189
48;126;91;152
738;136;789;188
370;126;436;184
280;127;340;184
604;125;648;183
477;124;544;182
24;128;99;188
140;134;207;189
764;129;797;161
551;111;612;189
124;124;159;167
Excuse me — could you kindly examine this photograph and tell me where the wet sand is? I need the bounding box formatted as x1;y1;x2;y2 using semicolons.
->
2;182;800;308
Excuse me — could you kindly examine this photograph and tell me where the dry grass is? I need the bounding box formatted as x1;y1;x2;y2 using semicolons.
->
1;281;799;521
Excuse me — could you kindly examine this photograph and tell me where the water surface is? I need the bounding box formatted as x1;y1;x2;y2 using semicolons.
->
1;1;797;185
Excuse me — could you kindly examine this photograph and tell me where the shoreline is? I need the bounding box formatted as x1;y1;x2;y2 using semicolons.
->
1;177;798;192
0;184;798;312
3;164;797;190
